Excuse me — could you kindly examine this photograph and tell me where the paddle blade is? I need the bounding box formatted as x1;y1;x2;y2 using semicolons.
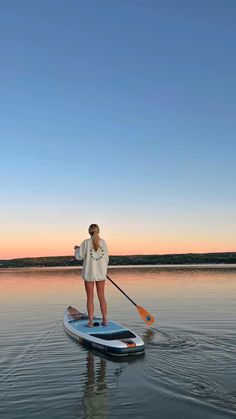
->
136;305;155;326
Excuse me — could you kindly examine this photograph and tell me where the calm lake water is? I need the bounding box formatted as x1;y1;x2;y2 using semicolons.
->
0;266;236;419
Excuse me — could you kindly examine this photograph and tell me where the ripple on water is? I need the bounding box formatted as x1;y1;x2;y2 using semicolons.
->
143;326;236;414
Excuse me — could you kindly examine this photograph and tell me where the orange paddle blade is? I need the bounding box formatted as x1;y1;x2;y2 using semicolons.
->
136;305;155;326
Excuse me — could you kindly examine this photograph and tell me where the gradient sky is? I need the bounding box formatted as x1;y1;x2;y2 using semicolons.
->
0;0;236;258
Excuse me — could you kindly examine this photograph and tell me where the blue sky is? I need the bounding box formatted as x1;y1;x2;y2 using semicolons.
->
0;0;235;257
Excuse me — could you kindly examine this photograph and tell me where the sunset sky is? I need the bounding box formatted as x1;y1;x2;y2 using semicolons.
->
0;1;236;259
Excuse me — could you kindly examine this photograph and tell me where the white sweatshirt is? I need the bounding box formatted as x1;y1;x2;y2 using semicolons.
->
74;238;109;281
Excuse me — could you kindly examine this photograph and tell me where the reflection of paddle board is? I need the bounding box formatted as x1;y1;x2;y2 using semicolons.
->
64;306;145;356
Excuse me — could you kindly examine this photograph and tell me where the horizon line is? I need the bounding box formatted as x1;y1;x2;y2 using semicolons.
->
1;250;236;261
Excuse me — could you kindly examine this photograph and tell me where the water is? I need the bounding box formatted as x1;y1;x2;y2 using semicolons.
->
0;266;236;418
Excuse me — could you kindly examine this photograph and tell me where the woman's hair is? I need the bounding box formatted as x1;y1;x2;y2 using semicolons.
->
88;224;100;251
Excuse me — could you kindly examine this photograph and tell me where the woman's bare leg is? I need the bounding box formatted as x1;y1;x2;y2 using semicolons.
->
96;280;108;326
84;281;94;327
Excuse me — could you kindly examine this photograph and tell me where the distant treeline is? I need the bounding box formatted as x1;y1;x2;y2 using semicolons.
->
0;252;236;268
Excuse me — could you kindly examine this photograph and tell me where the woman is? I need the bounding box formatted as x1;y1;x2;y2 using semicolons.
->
74;224;109;327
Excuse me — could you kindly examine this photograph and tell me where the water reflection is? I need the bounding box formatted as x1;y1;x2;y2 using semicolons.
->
142;328;155;344
80;352;109;419
75;347;144;419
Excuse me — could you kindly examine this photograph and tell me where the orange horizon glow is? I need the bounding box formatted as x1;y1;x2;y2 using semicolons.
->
1;243;235;260
1;224;235;260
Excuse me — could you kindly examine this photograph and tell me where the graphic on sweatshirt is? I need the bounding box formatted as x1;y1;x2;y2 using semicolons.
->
89;246;105;261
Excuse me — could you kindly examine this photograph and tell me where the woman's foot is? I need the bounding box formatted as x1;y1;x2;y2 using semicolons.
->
85;318;94;327
102;319;108;326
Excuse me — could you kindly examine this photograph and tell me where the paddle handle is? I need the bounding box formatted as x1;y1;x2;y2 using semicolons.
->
106;275;137;307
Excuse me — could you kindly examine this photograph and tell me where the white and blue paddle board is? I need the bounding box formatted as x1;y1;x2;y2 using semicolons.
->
64;306;145;356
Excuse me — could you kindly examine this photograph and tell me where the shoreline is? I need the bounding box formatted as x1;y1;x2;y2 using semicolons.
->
1;263;236;271
1;252;236;269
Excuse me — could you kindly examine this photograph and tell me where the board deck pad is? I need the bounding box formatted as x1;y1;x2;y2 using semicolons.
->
71;319;128;334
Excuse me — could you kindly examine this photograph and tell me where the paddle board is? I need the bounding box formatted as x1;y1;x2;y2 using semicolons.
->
63;306;145;356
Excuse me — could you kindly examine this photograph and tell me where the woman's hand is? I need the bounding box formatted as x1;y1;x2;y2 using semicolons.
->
74;245;80;250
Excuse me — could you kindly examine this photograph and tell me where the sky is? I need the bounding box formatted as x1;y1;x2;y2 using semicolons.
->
0;0;236;259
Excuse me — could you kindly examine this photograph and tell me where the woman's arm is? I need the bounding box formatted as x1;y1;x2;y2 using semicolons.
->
103;240;109;264
74;241;86;261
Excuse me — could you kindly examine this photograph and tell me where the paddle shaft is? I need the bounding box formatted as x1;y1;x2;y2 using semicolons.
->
106;275;137;307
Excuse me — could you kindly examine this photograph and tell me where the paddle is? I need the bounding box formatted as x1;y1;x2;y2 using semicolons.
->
106;274;155;326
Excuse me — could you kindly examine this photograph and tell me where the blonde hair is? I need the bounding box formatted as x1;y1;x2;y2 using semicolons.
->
88;224;100;251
